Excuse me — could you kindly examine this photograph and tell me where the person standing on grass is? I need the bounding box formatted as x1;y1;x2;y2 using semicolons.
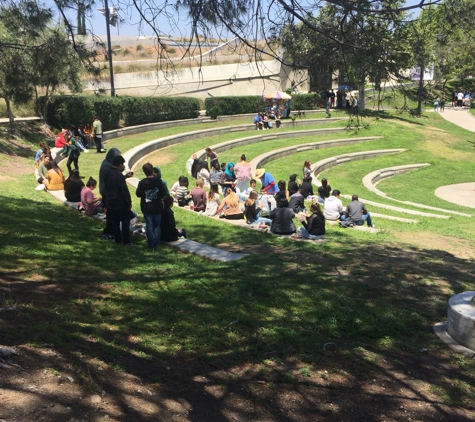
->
99;148;121;239
352;95;359;116
63;131;81;174
234;154;252;193
93;115;106;153
136;162;166;249
104;155;134;247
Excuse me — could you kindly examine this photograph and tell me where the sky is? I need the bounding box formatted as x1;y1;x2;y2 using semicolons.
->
61;0;426;38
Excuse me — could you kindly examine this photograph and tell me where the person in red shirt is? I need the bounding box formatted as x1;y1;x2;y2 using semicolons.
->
55;129;68;148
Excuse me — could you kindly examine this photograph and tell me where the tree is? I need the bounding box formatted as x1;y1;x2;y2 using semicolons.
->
30;26;87;123
280;2;413;111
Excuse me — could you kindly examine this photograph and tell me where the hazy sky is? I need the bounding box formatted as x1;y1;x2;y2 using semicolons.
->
64;0;424;38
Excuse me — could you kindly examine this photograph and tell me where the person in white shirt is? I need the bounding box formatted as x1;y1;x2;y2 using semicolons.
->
457;91;464;107
323;189;344;221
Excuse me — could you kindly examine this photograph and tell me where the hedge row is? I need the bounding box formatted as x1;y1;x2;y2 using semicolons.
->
38;95;201;131
204;96;264;119
204;93;323;118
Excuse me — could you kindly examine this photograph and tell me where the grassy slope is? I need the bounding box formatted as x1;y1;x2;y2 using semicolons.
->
1;111;475;417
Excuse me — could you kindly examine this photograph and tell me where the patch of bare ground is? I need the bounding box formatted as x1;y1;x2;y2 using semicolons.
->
1;342;475;421
393;231;475;260
131;147;178;173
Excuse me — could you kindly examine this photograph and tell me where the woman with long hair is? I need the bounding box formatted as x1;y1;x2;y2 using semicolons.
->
317;178;332;203
81;177;102;215
204;184;221;216
64;169;85;202
297;202;325;239
244;191;272;225
274;180;287;204
303;160;312;180
217;187;244;220
234;154;252;193
46;160;65;191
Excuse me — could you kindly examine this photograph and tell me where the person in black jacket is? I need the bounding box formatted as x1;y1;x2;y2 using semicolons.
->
288;188;306;213
136;162;166;249
269;198;296;235
161;195;186;242
104;155;134;246
299;176;314;199
288;174;298;196
64;169;84;202
297;203;325;239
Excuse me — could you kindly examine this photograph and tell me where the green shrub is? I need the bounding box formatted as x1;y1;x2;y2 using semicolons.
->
204;96;264;118
38;95;121;130
291;93;321;110
120;96;200;126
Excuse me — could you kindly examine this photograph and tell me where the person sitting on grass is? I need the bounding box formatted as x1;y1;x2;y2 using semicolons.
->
340;194;375;227
317;178;332;204
190;178;207;212
288;188;306;213
244;191;272;226
35;142;48;165
204;184;221;216
46;160;65;191
209;162;223;187
299;175;314;199
161;195;187;242
217;187;244;220
269;198;296;235
177;176;192;207
323;189;344;221
274;180;287;204
220;162;236;194
288;174;299;196
297;203;325;240
81;177;102;216
37;153;52;188
64;169;84;202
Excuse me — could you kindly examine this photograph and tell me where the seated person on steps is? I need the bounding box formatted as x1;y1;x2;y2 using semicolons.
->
340;194;375;227
297;203;325;240
161;195;187;241
323;189;344;221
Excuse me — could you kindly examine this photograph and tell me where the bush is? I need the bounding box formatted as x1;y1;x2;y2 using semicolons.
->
120;96;200;126
204;96;264;118
37;95;199;130
291;93;322;110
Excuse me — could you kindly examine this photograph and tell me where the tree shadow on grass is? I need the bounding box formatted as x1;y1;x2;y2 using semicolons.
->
1;195;475;421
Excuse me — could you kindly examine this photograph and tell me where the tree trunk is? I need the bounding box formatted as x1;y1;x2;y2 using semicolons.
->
42;86;50;124
359;85;365;112
5;97;15;132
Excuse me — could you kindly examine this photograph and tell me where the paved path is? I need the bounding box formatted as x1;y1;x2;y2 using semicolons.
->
439;107;475;133
0;116;41;123
435;183;475;209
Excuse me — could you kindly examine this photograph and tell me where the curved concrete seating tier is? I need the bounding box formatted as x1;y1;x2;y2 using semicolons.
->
192;127;352;169
363;165;472;218
107;113;343;145
248;137;383;173
339;194;450;219
124;118;346;172
311;149;407;184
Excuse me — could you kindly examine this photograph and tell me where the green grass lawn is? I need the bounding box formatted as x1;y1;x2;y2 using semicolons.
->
2;110;475;419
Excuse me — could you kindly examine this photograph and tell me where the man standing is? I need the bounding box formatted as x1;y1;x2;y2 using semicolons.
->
136;162;166;249
330;89;336;108
323;189;344;221
93;115;106;153
457;90;464;107
341;194;374;227
105;155;134;246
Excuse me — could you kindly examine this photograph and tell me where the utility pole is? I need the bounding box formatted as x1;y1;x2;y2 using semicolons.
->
104;0;115;97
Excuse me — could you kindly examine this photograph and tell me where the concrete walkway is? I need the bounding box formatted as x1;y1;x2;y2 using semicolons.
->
439;107;475;132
